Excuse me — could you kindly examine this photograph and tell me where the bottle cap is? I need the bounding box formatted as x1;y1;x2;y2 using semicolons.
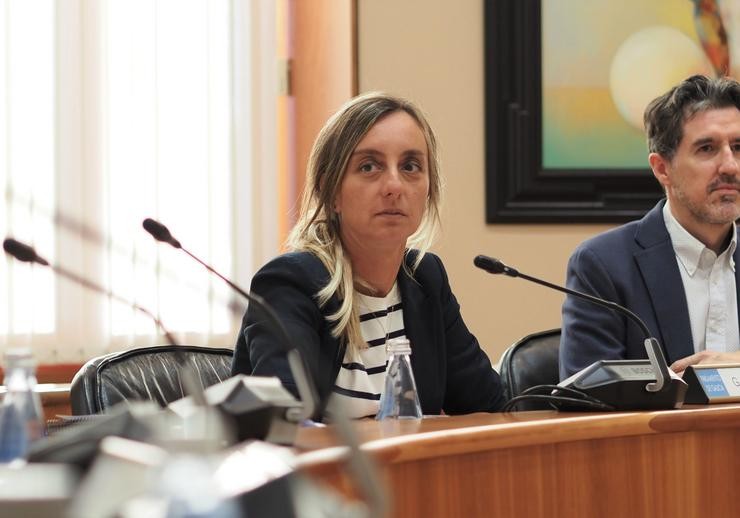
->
4;347;35;368
386;337;411;355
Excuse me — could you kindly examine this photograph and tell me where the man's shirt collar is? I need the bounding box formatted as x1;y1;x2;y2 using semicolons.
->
662;200;737;275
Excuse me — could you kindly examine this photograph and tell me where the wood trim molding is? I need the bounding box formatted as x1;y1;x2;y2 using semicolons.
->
0;363;82;384
290;0;357;207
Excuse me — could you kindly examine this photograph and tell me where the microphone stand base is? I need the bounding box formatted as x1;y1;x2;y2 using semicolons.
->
559;359;688;410
169;375;303;445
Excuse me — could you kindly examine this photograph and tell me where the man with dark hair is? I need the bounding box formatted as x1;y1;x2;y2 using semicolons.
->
560;75;740;379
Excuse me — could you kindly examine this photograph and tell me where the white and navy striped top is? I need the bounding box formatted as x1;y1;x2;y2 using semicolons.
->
326;282;406;419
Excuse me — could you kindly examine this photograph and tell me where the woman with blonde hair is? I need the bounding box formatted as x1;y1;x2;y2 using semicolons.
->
232;92;505;419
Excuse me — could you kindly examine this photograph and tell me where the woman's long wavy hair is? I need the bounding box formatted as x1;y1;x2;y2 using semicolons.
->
286;92;443;353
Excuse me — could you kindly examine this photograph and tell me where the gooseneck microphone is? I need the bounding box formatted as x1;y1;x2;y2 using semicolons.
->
3;238;177;346
474;254;687;410
142;219;387;513
473;255;667;389
142;218;318;421
474;255;653;336
3;237;209;405
142;218;181;249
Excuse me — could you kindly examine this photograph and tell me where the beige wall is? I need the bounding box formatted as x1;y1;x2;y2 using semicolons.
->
357;0;616;362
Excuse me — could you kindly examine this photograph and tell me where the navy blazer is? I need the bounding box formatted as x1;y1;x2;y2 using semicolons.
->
232;250;505;419
559;199;740;379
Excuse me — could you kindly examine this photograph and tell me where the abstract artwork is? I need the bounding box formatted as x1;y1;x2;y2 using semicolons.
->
484;0;738;222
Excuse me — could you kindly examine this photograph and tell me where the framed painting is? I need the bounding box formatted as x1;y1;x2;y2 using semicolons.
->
484;0;730;222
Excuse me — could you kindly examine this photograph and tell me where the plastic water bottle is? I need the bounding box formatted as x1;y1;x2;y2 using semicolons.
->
376;338;423;420
0;347;45;462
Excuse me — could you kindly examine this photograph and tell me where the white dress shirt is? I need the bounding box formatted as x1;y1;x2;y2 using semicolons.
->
663;201;739;353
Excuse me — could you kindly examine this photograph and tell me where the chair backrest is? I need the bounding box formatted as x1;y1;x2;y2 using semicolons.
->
70;345;234;415
499;329;561;410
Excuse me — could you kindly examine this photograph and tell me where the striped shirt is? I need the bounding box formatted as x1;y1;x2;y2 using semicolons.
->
327;283;406;419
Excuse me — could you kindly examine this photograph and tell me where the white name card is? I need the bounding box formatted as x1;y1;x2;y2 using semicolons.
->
683;364;740;404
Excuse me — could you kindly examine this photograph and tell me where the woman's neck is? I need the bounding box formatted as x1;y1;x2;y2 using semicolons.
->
345;241;405;297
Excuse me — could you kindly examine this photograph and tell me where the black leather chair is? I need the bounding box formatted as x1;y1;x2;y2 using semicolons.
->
499;329;561;411
70;345;234;415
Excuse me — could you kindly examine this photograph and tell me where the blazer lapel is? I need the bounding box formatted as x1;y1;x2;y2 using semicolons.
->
633;202;694;363
397;261;439;410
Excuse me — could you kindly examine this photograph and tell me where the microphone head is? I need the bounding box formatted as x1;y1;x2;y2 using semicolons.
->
473;255;506;274
3;238;49;266
142;218;181;249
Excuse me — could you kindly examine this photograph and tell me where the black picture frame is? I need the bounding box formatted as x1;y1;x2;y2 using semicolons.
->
484;0;663;223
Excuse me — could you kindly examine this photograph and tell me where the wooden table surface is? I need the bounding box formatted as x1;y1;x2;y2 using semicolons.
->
294;404;740;517
0;383;72;421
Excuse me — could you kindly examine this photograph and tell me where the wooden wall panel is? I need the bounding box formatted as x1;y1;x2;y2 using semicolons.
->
290;0;356;222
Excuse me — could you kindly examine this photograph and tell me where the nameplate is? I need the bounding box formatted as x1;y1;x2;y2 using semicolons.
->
683;364;740;404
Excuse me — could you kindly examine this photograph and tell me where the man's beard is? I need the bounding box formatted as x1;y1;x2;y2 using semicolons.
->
672;176;740;225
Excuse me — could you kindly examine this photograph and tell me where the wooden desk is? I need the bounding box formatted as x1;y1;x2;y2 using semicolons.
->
37;384;73;420
0;383;72;421
295;405;740;517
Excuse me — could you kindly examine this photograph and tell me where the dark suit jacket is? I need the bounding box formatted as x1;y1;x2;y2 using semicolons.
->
232;250;505;419
560;199;740;379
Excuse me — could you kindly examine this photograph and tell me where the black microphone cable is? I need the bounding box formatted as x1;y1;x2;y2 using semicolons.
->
501;385;615;412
